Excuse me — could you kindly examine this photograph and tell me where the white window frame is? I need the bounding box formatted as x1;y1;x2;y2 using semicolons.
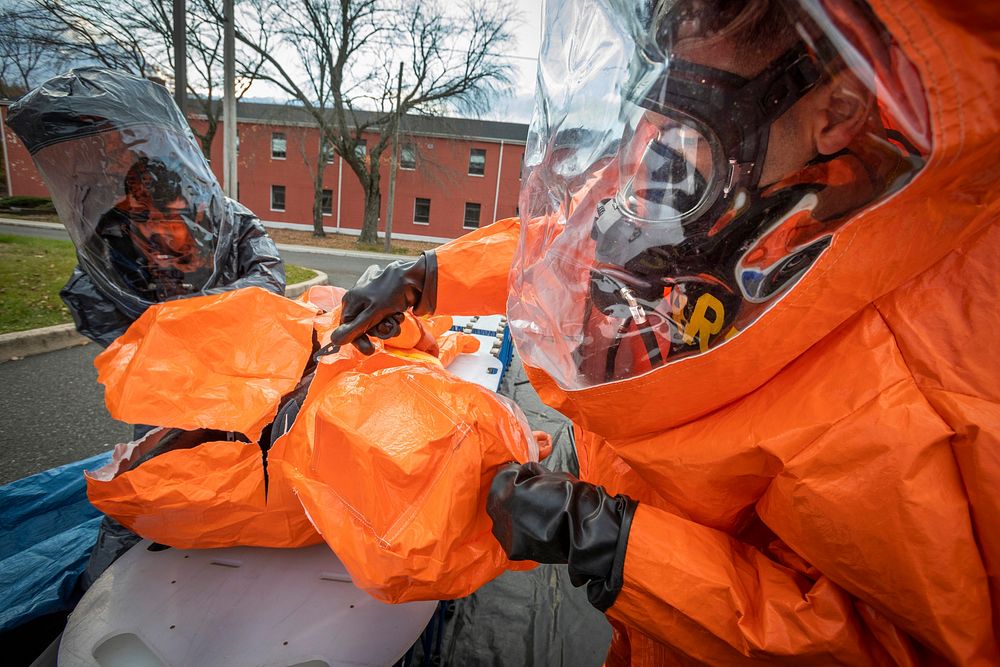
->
463;202;481;230
321;189;333;217
400;143;417;171
271;132;287;160
468;148;487;177
270;184;286;212
413;197;431;225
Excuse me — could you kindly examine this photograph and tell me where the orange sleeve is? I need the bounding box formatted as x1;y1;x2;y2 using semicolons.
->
431;216;520;315
608;505;899;665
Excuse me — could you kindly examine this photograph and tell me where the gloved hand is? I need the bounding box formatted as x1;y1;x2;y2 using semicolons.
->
330;252;438;354
487;461;637;611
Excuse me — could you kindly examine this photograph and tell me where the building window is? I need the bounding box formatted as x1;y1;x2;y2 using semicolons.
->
463;202;481;229
414;197;430;225
355;138;367;160
468;148;486;176
321;189;333;216
271;132;287;159
321;141;335;164
271;185;286;211
400;143;416;170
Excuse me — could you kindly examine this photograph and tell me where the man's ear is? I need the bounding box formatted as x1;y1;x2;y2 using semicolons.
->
813;72;874;155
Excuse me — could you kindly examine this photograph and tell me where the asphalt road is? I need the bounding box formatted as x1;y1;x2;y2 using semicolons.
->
0;222;387;483
0;344;131;484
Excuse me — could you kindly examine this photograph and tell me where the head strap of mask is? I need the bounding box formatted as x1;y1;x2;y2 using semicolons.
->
637;31;834;213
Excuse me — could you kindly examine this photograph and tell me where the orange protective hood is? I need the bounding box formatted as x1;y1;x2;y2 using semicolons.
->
521;0;1000;440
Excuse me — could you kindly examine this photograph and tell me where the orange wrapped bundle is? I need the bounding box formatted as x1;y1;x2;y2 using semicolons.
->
88;287;322;548
86;428;321;549
96;287;318;441
87;286;536;600
272;350;538;603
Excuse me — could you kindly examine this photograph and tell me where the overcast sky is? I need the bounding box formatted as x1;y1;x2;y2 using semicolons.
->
241;0;543;124
482;0;543;123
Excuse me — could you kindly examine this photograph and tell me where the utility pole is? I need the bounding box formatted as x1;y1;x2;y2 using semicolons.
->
383;61;403;253
222;0;237;199
173;0;186;114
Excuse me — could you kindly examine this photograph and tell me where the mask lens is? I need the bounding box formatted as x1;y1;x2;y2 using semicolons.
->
617;110;716;223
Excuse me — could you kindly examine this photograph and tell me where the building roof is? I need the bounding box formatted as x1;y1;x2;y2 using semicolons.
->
234;101;530;145
1;97;531;145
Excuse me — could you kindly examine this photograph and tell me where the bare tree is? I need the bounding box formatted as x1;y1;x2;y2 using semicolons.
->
219;0;515;245
0;2;67;98
27;0;268;160
293;118;337;236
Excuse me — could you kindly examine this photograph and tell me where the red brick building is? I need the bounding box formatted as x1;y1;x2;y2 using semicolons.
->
1;100;529;242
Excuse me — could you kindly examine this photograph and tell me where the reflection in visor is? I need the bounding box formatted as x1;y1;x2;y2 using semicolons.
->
617;111;715;223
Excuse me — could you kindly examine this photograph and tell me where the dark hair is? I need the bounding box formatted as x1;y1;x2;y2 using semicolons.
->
653;0;800;69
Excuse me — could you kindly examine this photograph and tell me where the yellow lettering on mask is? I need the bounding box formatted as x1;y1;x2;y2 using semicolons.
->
683;294;725;353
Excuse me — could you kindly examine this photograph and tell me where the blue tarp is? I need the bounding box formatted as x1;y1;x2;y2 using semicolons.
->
0;451;111;631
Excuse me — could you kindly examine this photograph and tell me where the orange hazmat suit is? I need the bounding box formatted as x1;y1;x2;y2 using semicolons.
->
406;0;1000;662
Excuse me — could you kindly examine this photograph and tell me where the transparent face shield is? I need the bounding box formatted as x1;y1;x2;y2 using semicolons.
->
616;108;719;224
508;0;930;390
30;124;227;305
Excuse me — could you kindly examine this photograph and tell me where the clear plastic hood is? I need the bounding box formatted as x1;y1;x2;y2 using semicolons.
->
8;68;232;315
509;0;930;390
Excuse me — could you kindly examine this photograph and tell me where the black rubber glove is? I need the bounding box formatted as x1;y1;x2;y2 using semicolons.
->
487;461;638;611
330;251;438;354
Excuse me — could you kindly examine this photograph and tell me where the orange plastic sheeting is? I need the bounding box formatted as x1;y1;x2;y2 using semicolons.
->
273;355;537;603
383;314;447;357
86;431;320;549
96;287;318;442
297;283;345;313
88;286;531;601
436;331;481;367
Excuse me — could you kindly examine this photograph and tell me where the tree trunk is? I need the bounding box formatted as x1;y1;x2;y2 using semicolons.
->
199;132;213;162
195;117;217;162
358;172;381;246
311;155;327;237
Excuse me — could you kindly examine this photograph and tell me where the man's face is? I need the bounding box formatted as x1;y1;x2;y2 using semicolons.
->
578;16;870;379
124;177;198;266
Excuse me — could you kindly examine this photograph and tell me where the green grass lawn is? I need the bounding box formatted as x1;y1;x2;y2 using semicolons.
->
0;234;77;334
0;234;318;335
285;264;316;284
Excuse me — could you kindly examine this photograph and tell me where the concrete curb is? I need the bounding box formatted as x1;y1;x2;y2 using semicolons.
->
0;270;330;363
274;242;404;262
0;218;62;230
0;323;89;361
283;269;328;299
